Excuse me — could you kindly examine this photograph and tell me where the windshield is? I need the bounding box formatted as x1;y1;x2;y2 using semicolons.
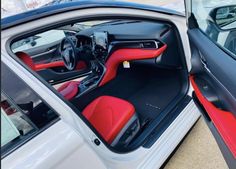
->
10;20;114;52
1;0;185;19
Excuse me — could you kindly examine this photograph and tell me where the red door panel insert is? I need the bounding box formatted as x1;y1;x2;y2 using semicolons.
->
35;61;64;70
190;76;236;158
35;61;87;71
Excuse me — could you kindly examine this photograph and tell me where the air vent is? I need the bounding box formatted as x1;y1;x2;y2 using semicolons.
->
142;41;158;49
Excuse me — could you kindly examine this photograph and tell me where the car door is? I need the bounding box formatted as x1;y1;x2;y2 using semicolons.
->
185;0;236;168
1;59;106;169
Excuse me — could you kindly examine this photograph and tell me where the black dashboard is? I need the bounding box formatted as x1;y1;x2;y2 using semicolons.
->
69;20;171;98
14;20;181;87
72;20;170;64
77;20;170;40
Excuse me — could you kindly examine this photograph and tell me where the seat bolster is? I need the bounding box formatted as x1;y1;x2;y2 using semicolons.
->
57;81;79;100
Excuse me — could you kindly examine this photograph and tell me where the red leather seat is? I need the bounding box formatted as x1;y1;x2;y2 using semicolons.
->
82;96;139;144
57;81;80;100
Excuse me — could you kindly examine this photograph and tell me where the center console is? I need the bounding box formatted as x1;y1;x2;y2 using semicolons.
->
75;31;109;97
77;59;105;97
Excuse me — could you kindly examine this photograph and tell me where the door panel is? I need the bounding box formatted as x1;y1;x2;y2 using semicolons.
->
35;61;65;70
190;76;236;156
17;42;90;84
189;29;236;113
188;28;236;167
26;41;61;63
38;66;90;85
192;92;236;168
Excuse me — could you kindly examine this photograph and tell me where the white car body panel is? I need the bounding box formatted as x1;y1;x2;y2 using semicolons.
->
1;120;107;169
1;7;200;169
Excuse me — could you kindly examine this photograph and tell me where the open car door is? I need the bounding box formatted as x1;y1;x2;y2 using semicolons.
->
186;0;236;168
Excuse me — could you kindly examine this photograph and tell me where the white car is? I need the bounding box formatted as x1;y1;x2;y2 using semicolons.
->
1;1;236;169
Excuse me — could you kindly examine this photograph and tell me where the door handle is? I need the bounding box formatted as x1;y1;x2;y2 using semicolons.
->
199;51;207;65
200;57;211;73
200;58;207;67
32;48;57;58
47;48;56;52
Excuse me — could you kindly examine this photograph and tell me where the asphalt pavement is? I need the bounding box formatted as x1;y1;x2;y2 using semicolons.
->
163;117;228;169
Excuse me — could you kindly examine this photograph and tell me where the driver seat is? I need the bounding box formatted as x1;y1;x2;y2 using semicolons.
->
15;51;79;100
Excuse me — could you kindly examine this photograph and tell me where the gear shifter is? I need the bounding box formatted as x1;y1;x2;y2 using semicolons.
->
79;60;104;92
91;60;101;74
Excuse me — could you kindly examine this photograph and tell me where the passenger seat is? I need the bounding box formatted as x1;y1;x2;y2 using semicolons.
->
82;96;140;146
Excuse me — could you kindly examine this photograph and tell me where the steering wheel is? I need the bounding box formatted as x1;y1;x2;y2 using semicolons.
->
60;37;77;71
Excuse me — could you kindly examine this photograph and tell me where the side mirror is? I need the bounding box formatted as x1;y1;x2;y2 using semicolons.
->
30;36;39;47
30;41;37;47
209;5;236;31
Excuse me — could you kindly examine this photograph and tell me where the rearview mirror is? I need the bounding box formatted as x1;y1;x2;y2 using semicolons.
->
209;5;236;31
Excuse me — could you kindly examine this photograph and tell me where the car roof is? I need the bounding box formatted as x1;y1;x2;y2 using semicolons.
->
1;0;184;30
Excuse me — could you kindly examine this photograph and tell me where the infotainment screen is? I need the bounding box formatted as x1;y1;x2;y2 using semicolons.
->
93;31;108;50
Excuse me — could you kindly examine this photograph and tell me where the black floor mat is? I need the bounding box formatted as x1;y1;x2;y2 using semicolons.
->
73;65;183;123
127;75;181;120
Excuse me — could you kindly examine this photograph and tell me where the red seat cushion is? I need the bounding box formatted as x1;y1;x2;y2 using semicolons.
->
82;96;135;144
57;81;80;100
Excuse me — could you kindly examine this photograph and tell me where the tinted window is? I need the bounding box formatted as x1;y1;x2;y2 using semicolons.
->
1;62;59;157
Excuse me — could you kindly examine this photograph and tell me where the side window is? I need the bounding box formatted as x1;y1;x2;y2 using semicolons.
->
1;62;59;157
11;30;66;53
191;0;236;56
